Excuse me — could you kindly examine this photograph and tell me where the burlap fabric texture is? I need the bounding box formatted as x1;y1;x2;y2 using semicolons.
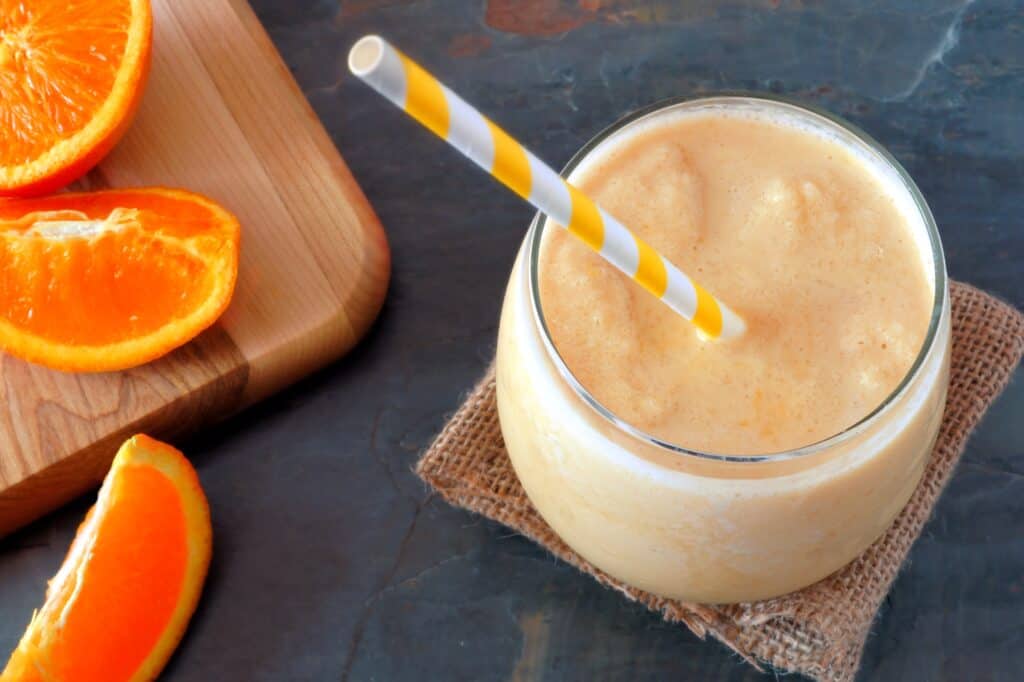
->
416;281;1024;681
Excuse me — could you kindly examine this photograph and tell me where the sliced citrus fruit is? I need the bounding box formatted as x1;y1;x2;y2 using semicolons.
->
1;435;212;682
0;0;153;196
0;187;240;372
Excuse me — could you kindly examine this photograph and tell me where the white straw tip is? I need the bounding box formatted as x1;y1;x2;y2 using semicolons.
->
349;35;385;77
718;305;747;340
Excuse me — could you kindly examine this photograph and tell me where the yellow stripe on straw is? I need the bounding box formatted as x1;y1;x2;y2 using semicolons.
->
692;284;724;338
486;120;533;200
348;35;746;340
565;183;604;251
398;54;450;138
634;237;669;298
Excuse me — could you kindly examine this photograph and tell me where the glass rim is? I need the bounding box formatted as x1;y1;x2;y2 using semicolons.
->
526;93;948;464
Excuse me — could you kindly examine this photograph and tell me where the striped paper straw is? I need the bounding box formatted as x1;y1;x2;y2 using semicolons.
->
348;35;745;340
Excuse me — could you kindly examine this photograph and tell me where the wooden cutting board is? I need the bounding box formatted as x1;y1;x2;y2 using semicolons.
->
0;0;390;537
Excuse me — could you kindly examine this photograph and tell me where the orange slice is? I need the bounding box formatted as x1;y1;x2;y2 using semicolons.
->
0;0;153;196
0;187;240;372
1;435;212;682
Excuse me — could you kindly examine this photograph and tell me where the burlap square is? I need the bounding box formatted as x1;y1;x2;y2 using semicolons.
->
416;281;1024;681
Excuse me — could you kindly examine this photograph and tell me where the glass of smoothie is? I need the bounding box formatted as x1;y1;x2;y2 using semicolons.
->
495;96;950;604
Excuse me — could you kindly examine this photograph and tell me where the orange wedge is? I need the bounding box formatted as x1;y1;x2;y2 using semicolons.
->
0;0;153;196
1;435;212;682
0;188;240;372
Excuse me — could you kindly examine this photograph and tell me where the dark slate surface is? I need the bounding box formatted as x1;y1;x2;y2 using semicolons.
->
1;1;1022;680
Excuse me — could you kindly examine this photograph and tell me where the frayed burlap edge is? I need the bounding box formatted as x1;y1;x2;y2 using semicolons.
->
416;282;1024;681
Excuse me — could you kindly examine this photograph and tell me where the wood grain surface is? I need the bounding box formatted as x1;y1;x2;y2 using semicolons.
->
0;0;390;537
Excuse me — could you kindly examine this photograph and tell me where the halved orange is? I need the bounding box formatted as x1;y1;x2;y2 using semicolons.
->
0;188;240;372
0;0;153;196
1;435;212;682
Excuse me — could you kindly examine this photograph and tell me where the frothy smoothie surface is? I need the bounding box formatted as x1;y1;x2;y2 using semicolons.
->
539;110;933;454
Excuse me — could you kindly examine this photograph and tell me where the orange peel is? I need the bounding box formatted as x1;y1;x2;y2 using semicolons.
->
0;188;240;372
0;0;153;196
1;435;212;682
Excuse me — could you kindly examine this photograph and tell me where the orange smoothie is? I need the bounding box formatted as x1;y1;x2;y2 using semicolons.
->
539;107;932;454
495;97;949;602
